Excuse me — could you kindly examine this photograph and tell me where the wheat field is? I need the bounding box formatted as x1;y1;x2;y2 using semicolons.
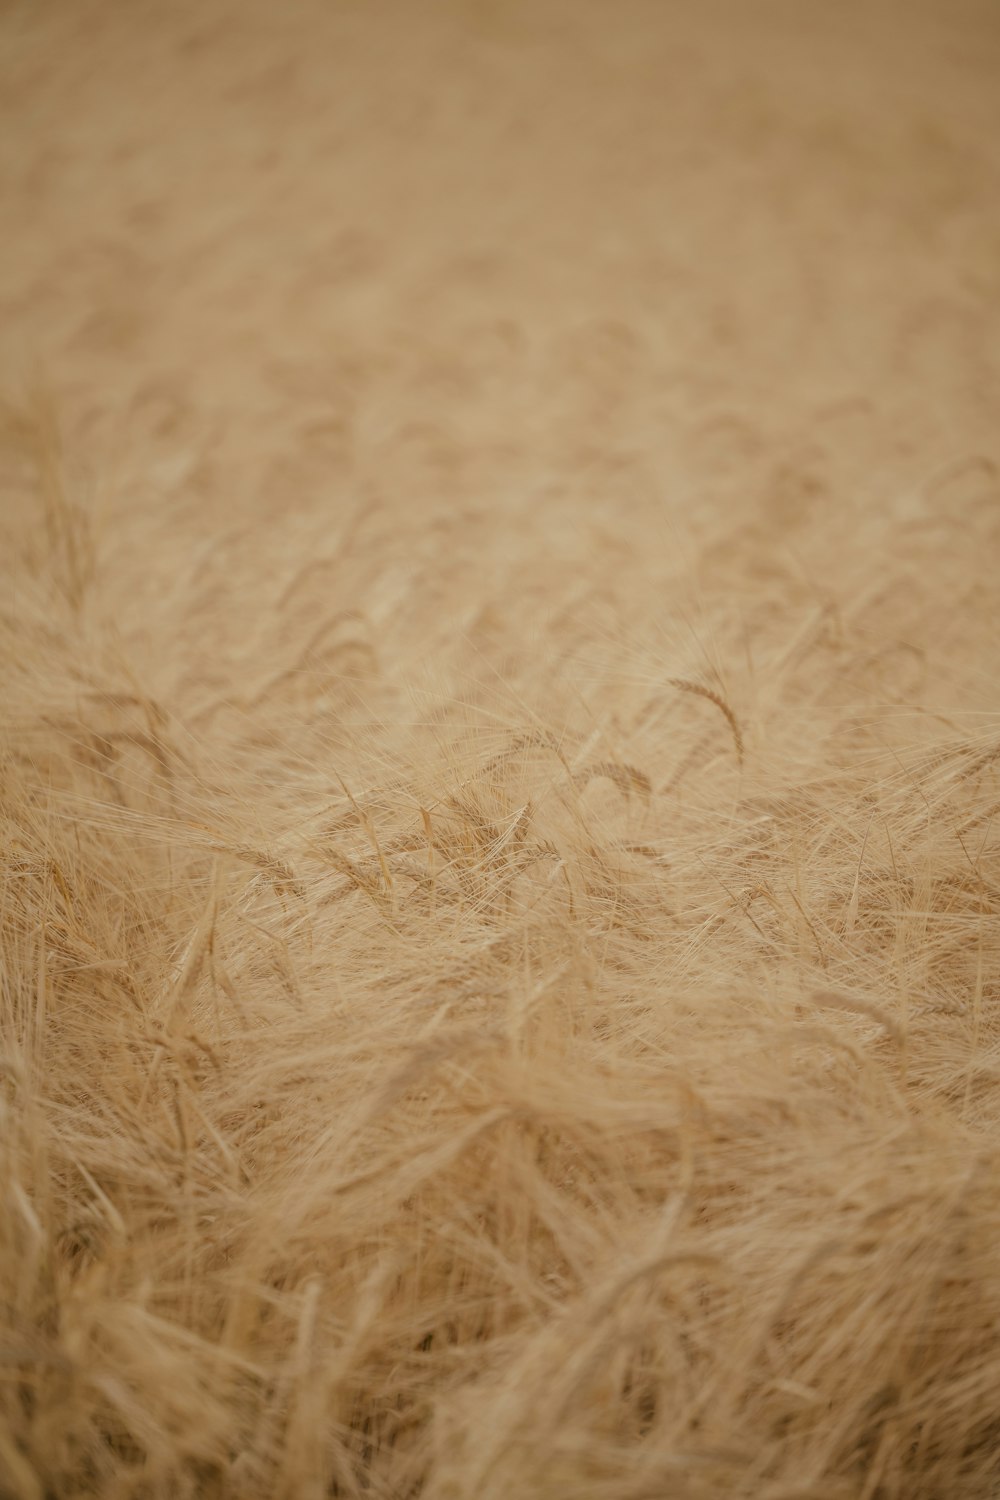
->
2;2;1000;1496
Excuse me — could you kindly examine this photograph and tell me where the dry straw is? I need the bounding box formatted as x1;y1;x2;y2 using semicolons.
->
3;3;1000;1497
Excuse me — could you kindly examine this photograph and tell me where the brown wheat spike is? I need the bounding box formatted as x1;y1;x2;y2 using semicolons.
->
668;677;745;765
574;760;653;800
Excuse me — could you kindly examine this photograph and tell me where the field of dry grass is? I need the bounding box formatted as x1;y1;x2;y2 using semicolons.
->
2;1;1000;1496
